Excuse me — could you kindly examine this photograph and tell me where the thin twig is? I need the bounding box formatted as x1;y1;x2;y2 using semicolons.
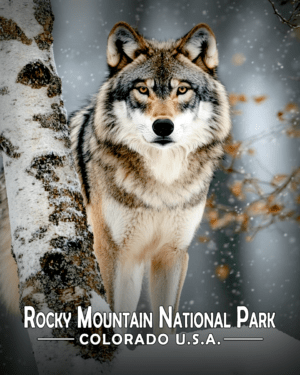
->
268;0;300;29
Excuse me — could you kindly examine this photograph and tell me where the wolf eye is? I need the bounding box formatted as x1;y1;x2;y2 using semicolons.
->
177;87;188;95
137;86;149;95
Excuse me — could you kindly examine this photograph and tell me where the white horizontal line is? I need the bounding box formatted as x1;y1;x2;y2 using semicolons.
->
37;338;75;341
223;337;263;341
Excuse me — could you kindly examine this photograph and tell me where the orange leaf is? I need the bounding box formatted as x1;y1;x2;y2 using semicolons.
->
206;196;215;208
277;111;284;121
198;236;210;243
253;95;267;104
271;174;287;186
229;93;247;107
231;53;246;66
230;180;245;200
267;204;282;215
286;128;300;138
236;213;249;231
210;213;235;230
224;142;242;158
247;201;268;215
285;102;298;112
215;264;230;281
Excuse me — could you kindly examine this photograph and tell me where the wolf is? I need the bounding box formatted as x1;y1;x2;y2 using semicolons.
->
0;22;230;334
69;22;231;333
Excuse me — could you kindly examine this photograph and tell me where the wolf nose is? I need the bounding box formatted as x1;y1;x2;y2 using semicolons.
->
152;119;174;137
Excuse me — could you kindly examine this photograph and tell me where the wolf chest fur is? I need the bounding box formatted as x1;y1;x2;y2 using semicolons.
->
69;21;231;333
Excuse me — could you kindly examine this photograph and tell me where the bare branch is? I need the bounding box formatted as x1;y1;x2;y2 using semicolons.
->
268;0;300;29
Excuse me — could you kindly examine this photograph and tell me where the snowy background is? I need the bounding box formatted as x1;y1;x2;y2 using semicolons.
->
1;0;299;374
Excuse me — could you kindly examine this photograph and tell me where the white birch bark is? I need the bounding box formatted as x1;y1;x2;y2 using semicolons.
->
0;1;118;373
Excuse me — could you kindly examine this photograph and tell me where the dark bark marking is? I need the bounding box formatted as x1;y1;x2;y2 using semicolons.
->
28;153;65;184
48;187;87;232
28;226;48;243
14;226;26;245
16;61;52;89
21;272;115;362
0;134;21;158
33;105;66;132
49;236;105;295
26;153;104;293
41;252;71;283
0;86;9;95
33;0;54;50
0;16;32;45
34;32;53;51
47;76;62;97
27;154;89;235
26;152;106;286
59;320;116;362
41;238;105;295
33;104;70;148
18;186;113;361
17;60;62;97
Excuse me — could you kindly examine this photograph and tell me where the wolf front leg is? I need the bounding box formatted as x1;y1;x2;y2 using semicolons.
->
113;256;145;333
93;229;145;333
150;246;189;335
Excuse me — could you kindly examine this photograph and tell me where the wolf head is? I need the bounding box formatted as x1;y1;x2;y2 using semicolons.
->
95;22;230;158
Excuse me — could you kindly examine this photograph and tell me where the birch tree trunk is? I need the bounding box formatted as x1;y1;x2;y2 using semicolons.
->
0;1;117;373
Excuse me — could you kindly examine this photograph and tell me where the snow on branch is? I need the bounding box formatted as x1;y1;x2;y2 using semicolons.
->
268;0;300;29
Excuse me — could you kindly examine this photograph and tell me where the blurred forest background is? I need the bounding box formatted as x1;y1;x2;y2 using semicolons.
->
1;0;299;373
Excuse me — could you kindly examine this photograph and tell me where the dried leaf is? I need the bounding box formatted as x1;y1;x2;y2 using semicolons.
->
238;94;247;102
224;142;242;158
206;196;215;208
277;111;284;121
253;95;267;104
267;204;282;215
209;218;219;229
294;28;300;40
198;236;210;243
215;264;230;281
271;174;287;186
247;201;268;215
229;93;247;107
285;210;295;218
207;210;218;220
210;213;235;230
236;213;249;231
230;180;245;200
290;181;298;191
232;53;246;66
207;210;219;229
231;109;243;116
286;128;300;138
285;102;298;112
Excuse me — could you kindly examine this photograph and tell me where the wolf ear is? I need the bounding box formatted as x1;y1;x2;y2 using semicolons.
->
107;22;149;70
177;24;218;70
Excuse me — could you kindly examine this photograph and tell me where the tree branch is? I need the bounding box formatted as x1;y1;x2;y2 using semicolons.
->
268;0;300;29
